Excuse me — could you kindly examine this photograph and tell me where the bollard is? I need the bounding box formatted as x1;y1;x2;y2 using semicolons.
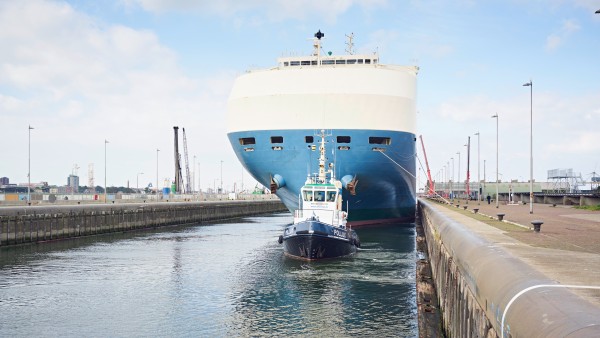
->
497;213;505;221
531;220;544;232
473;208;479;214
455;203;460;208
463;206;467;210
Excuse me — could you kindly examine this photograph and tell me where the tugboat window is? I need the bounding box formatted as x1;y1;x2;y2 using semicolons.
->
327;191;336;202
271;136;283;143
315;191;325;202
369;137;391;145
337;136;351;143
303;191;313;201
305;136;314;143
239;137;255;145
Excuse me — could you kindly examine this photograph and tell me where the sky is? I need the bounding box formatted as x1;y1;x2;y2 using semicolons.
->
1;0;599;192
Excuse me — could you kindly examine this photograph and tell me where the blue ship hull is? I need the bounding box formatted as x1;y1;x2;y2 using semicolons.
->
228;129;416;225
281;220;360;260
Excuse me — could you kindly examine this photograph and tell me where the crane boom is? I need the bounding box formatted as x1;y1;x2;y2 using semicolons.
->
173;126;183;193
182;128;192;193
419;135;435;196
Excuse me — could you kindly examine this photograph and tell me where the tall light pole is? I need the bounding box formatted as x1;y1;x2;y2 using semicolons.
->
193;155;196;194
446;161;450;197
456;151;461;199
156;149;160;201
492;114;499;208
523;80;534;214
484;159;486;199
220;160;223;193
451;157;454;200
104;139;109;203
474;132;480;203
28;125;34;205
137;172;144;191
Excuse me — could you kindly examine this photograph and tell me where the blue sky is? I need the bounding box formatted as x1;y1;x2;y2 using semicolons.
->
1;0;599;191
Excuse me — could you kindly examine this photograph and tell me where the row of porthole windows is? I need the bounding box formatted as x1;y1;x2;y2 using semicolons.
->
239;136;391;145
283;59;377;67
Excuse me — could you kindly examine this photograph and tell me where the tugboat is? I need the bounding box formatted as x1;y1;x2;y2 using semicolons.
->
278;130;360;260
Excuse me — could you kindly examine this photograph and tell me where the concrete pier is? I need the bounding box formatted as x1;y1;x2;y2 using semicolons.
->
419;198;600;337
0;200;286;246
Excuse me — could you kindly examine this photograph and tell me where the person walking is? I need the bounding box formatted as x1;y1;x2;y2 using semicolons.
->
486;194;491;205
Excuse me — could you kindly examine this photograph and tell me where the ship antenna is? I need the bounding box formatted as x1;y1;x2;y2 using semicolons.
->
314;30;324;66
345;32;354;55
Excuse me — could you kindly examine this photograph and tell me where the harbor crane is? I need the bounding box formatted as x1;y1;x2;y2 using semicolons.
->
173;126;183;193
419;135;435;196
182;128;192;193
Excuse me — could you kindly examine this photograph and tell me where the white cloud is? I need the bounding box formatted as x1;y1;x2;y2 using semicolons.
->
421;89;600;181
121;0;387;23
0;0;238;187
547;132;600;153
545;19;580;51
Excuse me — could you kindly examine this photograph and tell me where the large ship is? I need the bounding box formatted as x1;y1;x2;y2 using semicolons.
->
227;31;418;225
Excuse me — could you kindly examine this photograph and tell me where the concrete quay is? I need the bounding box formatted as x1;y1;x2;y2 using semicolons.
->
0;200;287;247
419;198;600;337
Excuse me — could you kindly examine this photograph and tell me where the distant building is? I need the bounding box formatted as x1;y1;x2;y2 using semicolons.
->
0;177;8;185
68;174;79;193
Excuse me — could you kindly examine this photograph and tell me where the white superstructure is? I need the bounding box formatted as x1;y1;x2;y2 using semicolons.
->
227;32;418;134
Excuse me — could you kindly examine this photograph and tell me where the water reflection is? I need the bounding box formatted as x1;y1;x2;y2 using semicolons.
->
0;213;416;337
229;224;417;336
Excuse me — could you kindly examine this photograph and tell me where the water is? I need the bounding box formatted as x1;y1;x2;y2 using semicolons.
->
0;213;417;337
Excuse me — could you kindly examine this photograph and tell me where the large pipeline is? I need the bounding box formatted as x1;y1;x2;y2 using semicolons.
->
418;198;600;337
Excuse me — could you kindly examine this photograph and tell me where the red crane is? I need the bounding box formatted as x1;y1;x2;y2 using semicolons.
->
419;135;435;196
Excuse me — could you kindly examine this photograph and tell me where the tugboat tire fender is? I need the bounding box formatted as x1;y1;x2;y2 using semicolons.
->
278;235;283;244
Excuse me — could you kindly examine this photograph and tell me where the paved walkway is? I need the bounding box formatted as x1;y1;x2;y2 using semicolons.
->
428;199;600;308
446;199;600;254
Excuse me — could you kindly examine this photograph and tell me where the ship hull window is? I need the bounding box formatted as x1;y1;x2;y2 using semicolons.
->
336;136;351;143
239;137;255;145
369;137;391;145
271;136;283;144
305;136;314;143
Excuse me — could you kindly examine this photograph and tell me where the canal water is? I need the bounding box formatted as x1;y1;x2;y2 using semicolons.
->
0;213;417;337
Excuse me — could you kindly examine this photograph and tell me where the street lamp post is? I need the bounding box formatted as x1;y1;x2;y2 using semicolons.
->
28;125;34;205
474;132;480;203
446;161;450;197
451;157;454;200
492;114;499;208
137;172;144;191
193;155;196;194
523;80;534;214
456;151;461;199
104;139;109;203
220;160;223;194
156;149;160;201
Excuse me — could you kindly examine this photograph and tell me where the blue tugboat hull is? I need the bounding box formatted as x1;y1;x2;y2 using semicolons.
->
281;220;359;260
